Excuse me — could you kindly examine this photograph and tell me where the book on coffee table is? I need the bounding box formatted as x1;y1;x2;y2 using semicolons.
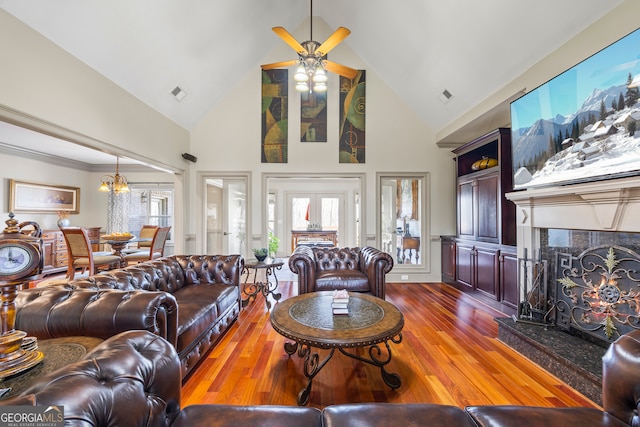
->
332;289;349;302
332;289;349;314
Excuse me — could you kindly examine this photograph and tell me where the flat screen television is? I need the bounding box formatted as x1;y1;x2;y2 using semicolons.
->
510;27;640;190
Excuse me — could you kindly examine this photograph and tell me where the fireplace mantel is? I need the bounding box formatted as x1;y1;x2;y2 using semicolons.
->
506;176;640;233
504;175;640;320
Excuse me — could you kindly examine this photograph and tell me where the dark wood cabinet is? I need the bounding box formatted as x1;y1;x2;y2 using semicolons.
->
457;180;475;239
449;128;518;315
440;236;456;285
454;241;500;299
455;241;474;290
454;128;514;246
499;248;519;310
475;245;499;298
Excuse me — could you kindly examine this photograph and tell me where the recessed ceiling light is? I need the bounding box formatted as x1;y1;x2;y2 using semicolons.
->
171;86;187;101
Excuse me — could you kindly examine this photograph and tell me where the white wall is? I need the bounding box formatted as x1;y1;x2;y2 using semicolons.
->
0;150;175;235
0;10;189;176
0;152;105;230
189;19;456;281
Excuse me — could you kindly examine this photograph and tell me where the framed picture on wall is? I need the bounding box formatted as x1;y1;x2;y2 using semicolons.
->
9;179;80;214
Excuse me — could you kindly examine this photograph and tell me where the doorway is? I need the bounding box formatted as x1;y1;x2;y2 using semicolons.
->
286;193;345;251
204;176;248;255
378;173;430;272
264;174;364;257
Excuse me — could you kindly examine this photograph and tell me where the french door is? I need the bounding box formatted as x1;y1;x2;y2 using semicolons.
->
287;193;345;251
204;177;247;255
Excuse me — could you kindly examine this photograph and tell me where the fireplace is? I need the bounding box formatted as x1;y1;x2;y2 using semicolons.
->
500;175;640;403
506;175;640;327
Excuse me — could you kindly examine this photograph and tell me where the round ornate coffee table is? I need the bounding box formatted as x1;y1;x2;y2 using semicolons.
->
270;291;404;405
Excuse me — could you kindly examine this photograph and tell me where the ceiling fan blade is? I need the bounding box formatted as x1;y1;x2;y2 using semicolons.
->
324;61;358;79
316;27;351;56
272;27;307;55
261;60;298;70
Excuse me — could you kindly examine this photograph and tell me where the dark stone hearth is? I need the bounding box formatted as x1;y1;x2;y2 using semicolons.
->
495;317;607;406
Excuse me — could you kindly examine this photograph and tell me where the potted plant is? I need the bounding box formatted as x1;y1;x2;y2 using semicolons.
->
268;231;280;258
252;248;268;262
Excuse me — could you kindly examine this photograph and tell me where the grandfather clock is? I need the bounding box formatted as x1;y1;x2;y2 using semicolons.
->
0;213;44;378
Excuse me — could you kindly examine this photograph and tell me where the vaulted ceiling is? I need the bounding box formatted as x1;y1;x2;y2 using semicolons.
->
0;0;625;152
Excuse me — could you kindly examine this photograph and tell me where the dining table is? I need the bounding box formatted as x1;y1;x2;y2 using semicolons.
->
99;236;152;267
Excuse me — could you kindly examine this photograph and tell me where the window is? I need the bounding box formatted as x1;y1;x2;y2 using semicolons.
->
128;186;174;241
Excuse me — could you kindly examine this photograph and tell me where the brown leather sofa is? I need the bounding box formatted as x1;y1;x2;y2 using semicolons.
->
14;254;243;379
1;328;637;426
289;246;394;299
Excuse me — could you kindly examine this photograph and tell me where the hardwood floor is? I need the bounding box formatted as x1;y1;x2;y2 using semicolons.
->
182;280;600;410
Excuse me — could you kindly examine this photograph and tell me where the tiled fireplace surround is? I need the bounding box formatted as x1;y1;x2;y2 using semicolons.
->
497;175;640;405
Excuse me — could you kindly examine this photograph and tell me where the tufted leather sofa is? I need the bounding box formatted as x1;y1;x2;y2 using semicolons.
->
289;246;394;299
14;254;243;379
1;328;639;426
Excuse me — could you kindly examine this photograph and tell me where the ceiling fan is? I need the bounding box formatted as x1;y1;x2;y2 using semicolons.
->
261;0;358;92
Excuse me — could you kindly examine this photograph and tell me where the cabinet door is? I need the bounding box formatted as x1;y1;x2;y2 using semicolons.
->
455;242;474;289
476;174;499;242
441;238;456;285
458;180;475;239
41;237;56;271
500;250;519;309
475;245;499;298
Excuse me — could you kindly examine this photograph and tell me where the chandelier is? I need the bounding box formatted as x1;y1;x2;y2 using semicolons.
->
99;156;130;194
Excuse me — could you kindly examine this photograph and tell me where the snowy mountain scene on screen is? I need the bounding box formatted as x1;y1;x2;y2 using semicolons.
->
510;28;640;190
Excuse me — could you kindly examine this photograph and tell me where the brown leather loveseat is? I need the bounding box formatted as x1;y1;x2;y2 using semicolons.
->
14;254;243;379
289;246;394;299
1;328;638;426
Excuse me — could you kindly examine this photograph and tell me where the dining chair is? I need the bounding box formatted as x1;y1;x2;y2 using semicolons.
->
124;226;171;264
61;227;121;280
122;225;159;254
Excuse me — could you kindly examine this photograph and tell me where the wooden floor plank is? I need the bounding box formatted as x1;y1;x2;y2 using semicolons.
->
182;281;600;410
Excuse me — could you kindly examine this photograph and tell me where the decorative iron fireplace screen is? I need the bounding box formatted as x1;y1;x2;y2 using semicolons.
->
518;255;549;324
556;245;640;343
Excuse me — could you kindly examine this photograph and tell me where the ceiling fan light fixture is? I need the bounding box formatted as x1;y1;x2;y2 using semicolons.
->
312;68;327;83
294;64;309;82
295;81;310;92
313;81;327;92
262;0;356;92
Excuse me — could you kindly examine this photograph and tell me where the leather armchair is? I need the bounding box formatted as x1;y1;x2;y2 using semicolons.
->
288;246;393;299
